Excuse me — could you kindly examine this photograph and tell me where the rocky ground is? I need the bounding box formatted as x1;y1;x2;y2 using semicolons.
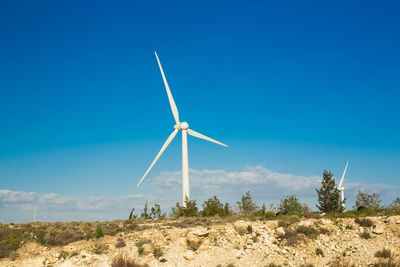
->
1;216;400;267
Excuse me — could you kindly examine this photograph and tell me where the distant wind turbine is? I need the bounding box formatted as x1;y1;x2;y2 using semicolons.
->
337;161;349;209
137;52;228;205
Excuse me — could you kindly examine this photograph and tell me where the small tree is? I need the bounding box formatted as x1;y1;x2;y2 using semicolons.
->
223;202;234;216
391;197;400;208
353;190;382;210
237;191;258;215
128;207;137;220
171;197;198;217
316;170;344;213
150;204;162;219
201;196;224;217
140;201;151;219
279;195;308;215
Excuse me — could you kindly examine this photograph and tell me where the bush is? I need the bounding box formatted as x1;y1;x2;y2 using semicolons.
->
201;196;227;217
150;204;162;219
96;226;104;238
316;248;324;256
360;232;371;239
278;195;308;215
111;254;141;267
375;248;392;259
153;247;163;259
236;191;258;216
92;242;108;254
265;210;276;219
296;226;319;239
116;238;126;248
355;217;374;227
354;190;382;210
171;197;199;217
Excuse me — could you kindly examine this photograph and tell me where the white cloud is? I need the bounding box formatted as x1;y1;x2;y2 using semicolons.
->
1;165;398;223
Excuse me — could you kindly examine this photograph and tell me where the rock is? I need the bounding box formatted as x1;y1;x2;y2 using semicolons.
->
281;248;288;254
265;220;279;229
276;227;285;237
142;244;152;254
373;227;384;234
234;220;251;235
186;228;209;249
183;250;195;261
225;228;237;241
298;220;313;227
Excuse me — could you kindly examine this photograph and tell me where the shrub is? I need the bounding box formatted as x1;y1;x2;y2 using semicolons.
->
96;226;104;238
150;204;162;219
346;224;353;230
265;210;276;219
360;232;371;239
236;191;258;216
279;195;308;215
355;217;374;227
296;226;319;239
92;243;108;254
353;190;382;210
153;247;163;259
315;248;324;256
116;238;126;248
111;254;141;267
375;248;392;259
201;196;225;217
171;197;199;217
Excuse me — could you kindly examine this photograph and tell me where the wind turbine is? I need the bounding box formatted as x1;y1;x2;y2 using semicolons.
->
137;52;227;205
337;161;349;209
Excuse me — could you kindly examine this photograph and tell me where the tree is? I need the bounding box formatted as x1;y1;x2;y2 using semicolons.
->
279;195;308;215
171;197;199;217
201;196;224;217
140;201;151;219
223;202;234;216
150;204;162;219
353;190;382;210
391;197;400;208
237;191;258;215
316;170;344;213
128;207;137;220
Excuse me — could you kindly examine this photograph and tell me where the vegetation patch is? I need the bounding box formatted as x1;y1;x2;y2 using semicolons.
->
355;217;374;227
111;254;142;267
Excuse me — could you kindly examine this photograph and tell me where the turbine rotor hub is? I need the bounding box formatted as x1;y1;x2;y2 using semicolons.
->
174;122;189;131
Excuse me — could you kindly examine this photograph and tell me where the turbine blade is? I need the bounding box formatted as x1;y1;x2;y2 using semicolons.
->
137;129;178;187
154;51;180;124
338;160;349;187
187;129;228;147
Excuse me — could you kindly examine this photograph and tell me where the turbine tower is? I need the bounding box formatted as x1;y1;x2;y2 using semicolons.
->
137;52;227;205
337;161;349;209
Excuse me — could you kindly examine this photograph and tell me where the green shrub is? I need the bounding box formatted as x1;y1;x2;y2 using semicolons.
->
265;210;276;219
96;226;104;238
360;232;371;239
236;191;258;216
171;197;199;217
279;195;309;215
153;246;163;259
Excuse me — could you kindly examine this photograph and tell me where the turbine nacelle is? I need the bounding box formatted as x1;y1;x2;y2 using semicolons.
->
175;122;189;131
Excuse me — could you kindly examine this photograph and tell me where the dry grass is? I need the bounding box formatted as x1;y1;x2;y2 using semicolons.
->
111;254;142;267
355;217;374;227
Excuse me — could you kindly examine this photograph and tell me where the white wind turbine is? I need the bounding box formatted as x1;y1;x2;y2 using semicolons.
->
337;161;349;209
137;52;227;205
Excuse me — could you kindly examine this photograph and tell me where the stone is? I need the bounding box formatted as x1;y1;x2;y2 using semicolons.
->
183;250;195;261
265;220;279;229
234;220;251;235
225;228;237;241
186;228;209;249
276;227;285;237
142;243;152;254
298;219;313;227
373;227;384;234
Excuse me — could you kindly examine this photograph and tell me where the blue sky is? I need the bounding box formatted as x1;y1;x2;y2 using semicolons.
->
1;1;399;223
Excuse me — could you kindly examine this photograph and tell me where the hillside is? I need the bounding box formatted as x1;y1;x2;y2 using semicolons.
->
1;215;400;266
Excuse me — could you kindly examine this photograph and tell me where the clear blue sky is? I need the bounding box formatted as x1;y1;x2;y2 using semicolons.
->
0;1;399;222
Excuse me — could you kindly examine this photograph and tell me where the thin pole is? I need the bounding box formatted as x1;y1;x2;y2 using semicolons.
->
182;130;189;206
